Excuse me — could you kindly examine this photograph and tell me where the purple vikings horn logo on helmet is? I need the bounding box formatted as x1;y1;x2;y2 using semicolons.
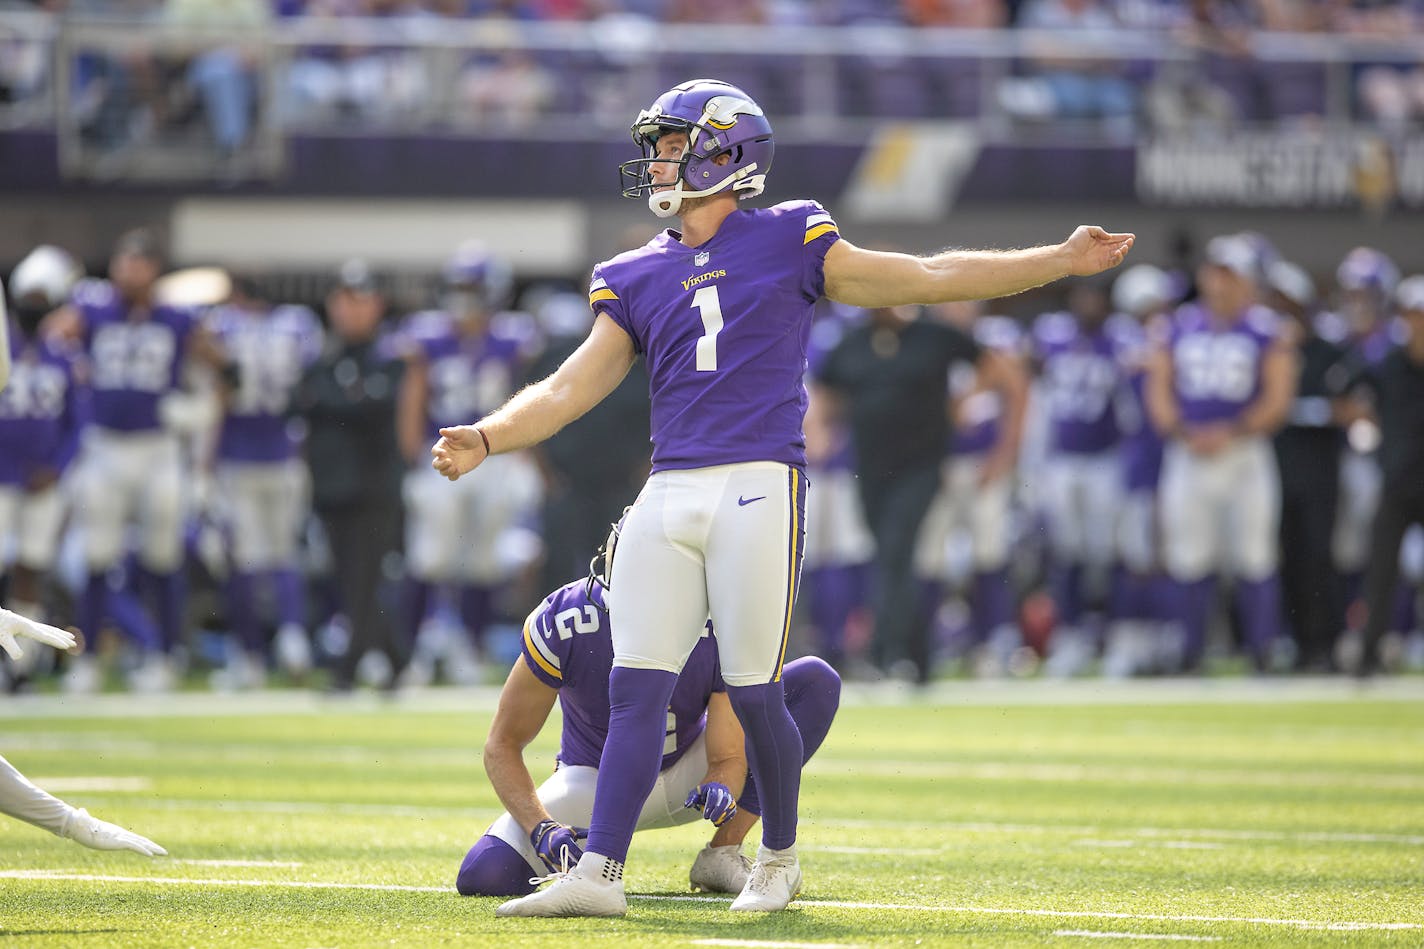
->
618;79;775;219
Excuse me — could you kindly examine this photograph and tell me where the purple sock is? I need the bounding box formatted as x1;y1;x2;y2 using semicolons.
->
456;835;537;896
458;585;493;650
1236;575;1283;669
806;564;863;667
78;572;110;647
1392;584;1417;635
138;568;186;654
738;657;841;817
226;571;261;653
585;666;678;863
106;586;162;653
727;680;803;851
272;568;306;629
972;568;1013;642
1052;562;1084;627
404;578;432;642
1170;576;1216;670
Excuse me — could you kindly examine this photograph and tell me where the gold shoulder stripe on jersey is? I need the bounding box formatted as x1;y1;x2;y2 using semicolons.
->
589;288;619;304
523;620;562;680
804;223;838;244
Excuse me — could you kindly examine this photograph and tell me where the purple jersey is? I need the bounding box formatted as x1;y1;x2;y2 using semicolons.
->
1114;313;1165;491
209;303;323;463
589;200;840;472
951;314;1023;456
0;324;87;486
72;279;195;433
521;579;724;771
403;310;524;438
1167;302;1281;425
1033;311;1131;454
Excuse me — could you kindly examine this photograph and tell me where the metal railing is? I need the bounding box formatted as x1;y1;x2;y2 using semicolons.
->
3;12;1422;182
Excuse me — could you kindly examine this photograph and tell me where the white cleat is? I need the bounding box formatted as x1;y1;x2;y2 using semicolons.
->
729;845;802;912
689;843;752;894
495;851;627;918
274;623;314;678
63;654;102;694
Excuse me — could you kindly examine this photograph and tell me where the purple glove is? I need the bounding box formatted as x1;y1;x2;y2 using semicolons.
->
684;782;738;827
530;819;586;873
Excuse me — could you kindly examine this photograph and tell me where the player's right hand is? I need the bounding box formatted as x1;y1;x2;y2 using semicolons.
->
684;782;738;827
530;819;586;874
430;425;488;482
0;607;78;661
62;808;167;856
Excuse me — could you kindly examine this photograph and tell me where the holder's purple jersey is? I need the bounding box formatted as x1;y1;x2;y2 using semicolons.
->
1166;302;1281;425
0;326;87;486
951;314;1023;456
208;303;323;463
1032;311;1133;454
589;200;841;472
1114;313;1166;491
403;310;523;439
520;579;724;771
72;279;195;433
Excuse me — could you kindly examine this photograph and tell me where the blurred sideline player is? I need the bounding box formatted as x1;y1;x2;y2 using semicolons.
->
1329;248;1402;633
800;301;874;672
913;299;1029;676
456;530;840;897
0;302;164;858
1146;234;1296;672
1;246;88;685
48;229;230;692
397;242;542;682
1030;280;1132;675
1101;264;1176;677
206;276;324;687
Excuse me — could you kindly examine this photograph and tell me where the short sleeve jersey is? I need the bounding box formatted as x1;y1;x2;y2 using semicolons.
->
404;310;524;440
1032;311;1133;454
1167;302;1281;425
520;579;725;770
0;326;87;485
587;200;841;472
72;278;196;432
208;303;323;463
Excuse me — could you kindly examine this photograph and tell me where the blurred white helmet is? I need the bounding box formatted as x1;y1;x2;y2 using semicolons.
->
1397;275;1424;313
1111;264;1172;316
1268;260;1316;309
10;244;82;308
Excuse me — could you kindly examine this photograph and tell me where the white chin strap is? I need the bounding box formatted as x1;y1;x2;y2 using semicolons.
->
647;166;763;218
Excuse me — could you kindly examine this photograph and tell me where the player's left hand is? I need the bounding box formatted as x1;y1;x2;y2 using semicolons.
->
431;425;489;482
530;819;586;874
1063;226;1135;277
685;782;738;827
0;607;78;661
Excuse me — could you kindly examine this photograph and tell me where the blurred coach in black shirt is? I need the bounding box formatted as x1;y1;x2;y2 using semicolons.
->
292;260;408;691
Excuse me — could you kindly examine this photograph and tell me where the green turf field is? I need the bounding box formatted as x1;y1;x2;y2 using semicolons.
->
2;679;1422;947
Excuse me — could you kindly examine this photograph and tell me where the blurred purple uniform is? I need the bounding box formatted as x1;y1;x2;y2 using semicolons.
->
1159;301;1285;669
209;303;323;464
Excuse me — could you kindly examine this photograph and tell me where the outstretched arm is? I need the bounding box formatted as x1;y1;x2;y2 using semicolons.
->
432;314;637;481
482;659;559;836
0;754;166;856
823;226;1135;308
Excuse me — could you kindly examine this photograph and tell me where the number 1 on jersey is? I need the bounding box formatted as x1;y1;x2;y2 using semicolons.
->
692;285;724;372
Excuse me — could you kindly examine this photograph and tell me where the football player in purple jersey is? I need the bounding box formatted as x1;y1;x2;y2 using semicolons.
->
431;78;1133;915
1101;264;1177;677
1145;234;1296;673
0;247;88;669
48;229;230;693
207;277;325;687
397;243;540;679
914;300;1030;677
456;538;841;898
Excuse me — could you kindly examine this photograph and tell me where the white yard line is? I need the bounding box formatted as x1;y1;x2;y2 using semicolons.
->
691;941;864;948
1;872;1418;932
174;859;304;868
27;776;153;792
1053;930;1221;941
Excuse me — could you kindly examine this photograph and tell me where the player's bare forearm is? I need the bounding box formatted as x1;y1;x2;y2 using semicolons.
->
1236;346;1298;437
482;742;552;835
824;227;1134;308
1144;349;1182;437
702;693;749;798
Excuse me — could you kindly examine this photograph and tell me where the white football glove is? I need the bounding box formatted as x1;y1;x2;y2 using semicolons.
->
60;807;167;856
0;607;78;661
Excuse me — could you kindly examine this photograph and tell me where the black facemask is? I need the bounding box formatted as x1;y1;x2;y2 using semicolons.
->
15;303;49;337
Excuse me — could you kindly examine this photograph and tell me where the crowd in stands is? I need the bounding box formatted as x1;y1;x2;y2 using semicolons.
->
2;227;1422;694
